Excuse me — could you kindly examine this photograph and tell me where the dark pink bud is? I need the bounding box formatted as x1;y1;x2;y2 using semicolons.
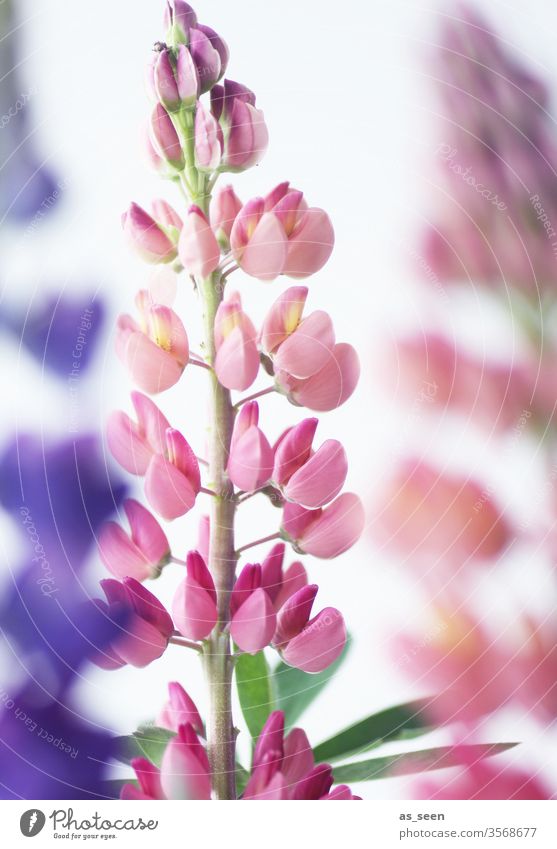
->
274;584;318;645
154;49;182;112
150;104;184;169
189;27;222;94
260;543;285;603
253;711;285;769
230;563;261;617
293;764;334;800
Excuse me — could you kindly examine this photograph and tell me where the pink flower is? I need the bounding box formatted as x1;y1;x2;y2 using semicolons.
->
145;428;201;520
153;45;199;111
371;459;513;565
416;755;551;800
282;493;365;559
214;291;259;390
92;577;173;669
157;682;204;735
272;418;348;508
227;402;273;491
116;290;189;394
178;205;221;279
260;287;360;410
98;499;170;581
160;723;212;799
243;712;358;800
230;183;334;280
274;585;347;673
122;202;178;264
150;103;184;170
107;391;171;476
194;101;222;171
121;757;165;800
172;551;218;640
229;564;276;653
211;79;268;172
259;542;308;610
210;184;243;249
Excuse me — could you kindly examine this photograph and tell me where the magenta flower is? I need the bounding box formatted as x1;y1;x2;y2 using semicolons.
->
272;418;348;508
98;499;170;582
107;391;171;476
282;493;365;559
229;564;276;653
121;758;165;800
172;551;218;640
145;428;201;520
230;183;334;280
92;578;173;669
157;682;204;735
211;80;268;172
178;205;221;278
160;723;212;799
116;291;189;394
273;585;346;673
214;291;259;390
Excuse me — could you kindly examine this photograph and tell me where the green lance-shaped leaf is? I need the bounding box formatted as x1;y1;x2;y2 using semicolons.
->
272;637;351;729
332;742;518;783
313;698;434;763
235;650;275;740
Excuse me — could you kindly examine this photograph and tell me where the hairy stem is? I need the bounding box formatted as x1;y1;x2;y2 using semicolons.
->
200;268;238;800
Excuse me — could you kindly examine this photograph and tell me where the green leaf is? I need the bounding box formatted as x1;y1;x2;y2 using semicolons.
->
114;724;175;766
272;638;351;728
313;699;433;763
235;651;275;740
332;742;518;783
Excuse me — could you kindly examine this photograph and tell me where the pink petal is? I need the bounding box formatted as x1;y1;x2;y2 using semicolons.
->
238;212;288;281
124;331;184;394
227;426;273;491
178;206;221;279
125;498;170;568
282;728;314;784
274;561;308;610
274;584;318;645
281;501;317;541
283;207;335;278
116;614;169;667
299;493;365;559
215;325;259;391
284;439;348;508
230;588;276;653
272;417;318;486
282;607;346;673
274;311;335;379
160;732;212;800
130;757;165;800
157;682;204;735
98;521;151;582
145;454;198;520
289;342;360;411
259;286;308;354
165;428;201;493
172;575;218;641
106;410;153;476
132;391;171;456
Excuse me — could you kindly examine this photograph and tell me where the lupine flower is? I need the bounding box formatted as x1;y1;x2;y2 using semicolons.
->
160;723;212;799
194;101;222;171
386;333;532;433
121;758;165;800
282;493;365;559
1;294;105;378
273;585;346;673
163;1;229;94
178;205;221;278
92;578;173;669
107;391;171;475
157;682;204;734
172;551;218;640
214;291;259;390
230;182;334;280
227;402;273;491
98;499;170;582
243;712;358;800
145;428;201;520
116;290;189;394
211;80;268;172
150;103;185;169
210;184;243;248
272;418;348;508
260;543;308;610
371;459;513;565
260;287;360;410
122;202;179;264
416;756;551;800
229;564;276;653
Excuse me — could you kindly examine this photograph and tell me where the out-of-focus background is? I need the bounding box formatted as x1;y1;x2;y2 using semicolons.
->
2;0;557;799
